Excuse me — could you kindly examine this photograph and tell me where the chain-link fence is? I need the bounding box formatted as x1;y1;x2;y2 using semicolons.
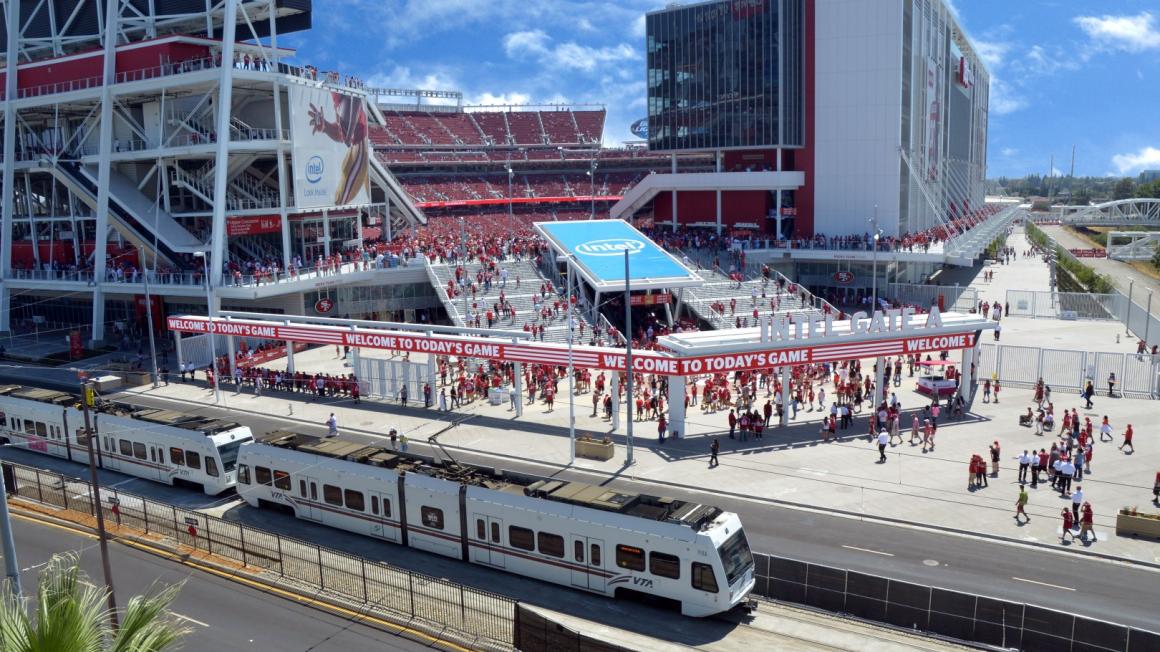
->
977;343;1160;398
752;552;1160;652
2;461;515;650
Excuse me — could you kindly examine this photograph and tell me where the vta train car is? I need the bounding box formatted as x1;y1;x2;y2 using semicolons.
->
0;385;252;495
236;433;756;617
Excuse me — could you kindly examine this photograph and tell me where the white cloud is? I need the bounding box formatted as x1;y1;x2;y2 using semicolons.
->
501;29;639;73
1074;11;1160;53
1111;146;1160;174
989;77;1028;115
1001;147;1019;157
973;40;1010;69
365;66;460;104
631;15;647;39
469;91;533;106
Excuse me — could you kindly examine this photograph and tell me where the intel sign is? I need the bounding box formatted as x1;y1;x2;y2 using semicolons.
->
305;156;324;184
575;239;646;257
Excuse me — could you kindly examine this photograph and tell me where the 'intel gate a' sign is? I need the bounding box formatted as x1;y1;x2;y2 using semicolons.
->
575;239;646;257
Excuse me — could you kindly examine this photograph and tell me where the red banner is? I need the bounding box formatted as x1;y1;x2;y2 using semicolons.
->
168;316;980;376
227;215;282;236
414;195;621;210
69;330;83;360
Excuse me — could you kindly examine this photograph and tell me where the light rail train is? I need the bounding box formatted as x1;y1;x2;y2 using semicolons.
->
0;386;755;616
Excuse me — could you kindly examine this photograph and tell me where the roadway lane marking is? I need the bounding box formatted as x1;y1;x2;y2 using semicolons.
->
841;545;894;557
173;612;210;627
1012;577;1075;591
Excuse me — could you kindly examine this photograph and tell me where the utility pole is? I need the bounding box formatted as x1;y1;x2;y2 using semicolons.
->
81;381;119;630
0;457;22;599
624;250;634;465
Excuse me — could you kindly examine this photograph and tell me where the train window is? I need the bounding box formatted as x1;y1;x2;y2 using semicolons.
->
255;466;272;486
132;443;146;460
185;451;201;470
299;479;307;497
24;421;34;435
371;496;380;516
590;544;601;567
205;457;219;478
322;484;343;507
420;506;444;530
509;526;534;551
0;412;5;426
382;498;392;518
692;563;719;593
272;470;290;490
476;519;486;539
169;447;185;466
238;465;251;484
104;437;112;452
537;532;565;558
118;440;132;456
490;522;499;544
309;483;318;501
615;545;645;571
343;489;364;512
649;552;681;580
574;540;584;563
35;422;47;438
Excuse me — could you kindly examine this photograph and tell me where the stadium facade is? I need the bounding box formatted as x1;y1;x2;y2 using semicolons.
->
629;0;991;242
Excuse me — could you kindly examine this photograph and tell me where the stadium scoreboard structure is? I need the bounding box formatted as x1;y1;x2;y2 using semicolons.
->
534;220;702;292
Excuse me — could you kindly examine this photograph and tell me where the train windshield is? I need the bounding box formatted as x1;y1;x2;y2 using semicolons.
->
216;438;251;472
718;529;754;586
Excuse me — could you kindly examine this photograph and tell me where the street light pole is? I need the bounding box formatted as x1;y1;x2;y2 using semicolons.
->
624;249;634;465
194;252;221;404
0;457;22;599
566;256;576;464
81;381;119;630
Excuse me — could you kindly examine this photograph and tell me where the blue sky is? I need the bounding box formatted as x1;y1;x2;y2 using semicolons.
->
280;0;1160;179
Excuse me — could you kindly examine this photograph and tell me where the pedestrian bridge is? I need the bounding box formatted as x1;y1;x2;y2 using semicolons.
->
1057;198;1160;227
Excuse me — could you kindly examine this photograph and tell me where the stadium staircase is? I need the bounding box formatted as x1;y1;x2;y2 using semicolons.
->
677;250;833;330
49;162;203;268
424;258;598;345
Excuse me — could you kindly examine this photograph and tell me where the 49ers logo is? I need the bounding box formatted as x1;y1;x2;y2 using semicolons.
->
315;298;335;314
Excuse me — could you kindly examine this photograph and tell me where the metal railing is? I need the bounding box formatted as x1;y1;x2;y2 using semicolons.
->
977;342;1160;398
751;550;1160;652
2;461;516;650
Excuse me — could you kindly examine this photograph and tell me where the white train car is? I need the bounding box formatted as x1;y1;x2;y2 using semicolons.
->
236;434;755;617
0;385;253;495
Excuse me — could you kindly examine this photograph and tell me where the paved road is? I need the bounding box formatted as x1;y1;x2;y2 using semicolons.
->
7;516;438;652
1043;224;1160;322
4;379;1159;635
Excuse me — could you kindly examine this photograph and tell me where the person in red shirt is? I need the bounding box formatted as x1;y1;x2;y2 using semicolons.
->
1120;424;1134;453
1153;470;1160;505
1060;508;1075;543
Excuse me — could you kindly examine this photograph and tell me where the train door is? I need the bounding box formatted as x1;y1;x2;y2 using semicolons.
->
301;476;323;521
569;535;605;592
369;491;398;542
470;514;505;568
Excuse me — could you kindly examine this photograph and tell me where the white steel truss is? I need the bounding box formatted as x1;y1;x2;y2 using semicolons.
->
1058;199;1160;227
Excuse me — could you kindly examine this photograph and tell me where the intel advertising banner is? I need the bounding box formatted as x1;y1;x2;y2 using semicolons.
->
538;220;691;284
290;85;370;209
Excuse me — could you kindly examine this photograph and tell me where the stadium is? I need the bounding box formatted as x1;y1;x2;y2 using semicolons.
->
0;0;1012;354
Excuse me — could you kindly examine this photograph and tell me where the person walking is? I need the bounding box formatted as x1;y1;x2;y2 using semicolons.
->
1119;424;1134;452
1071;485;1084;522
877;429;889;463
399;383;409;407
1018;450;1031;484
439;389;448;412
1100;416;1113;443
1060;508;1076;542
1078;502;1095;543
709;438;720;467
1030;451;1040;488
389;428;398;450
910;414;921;445
1153;470;1160;506
989;441;1001;477
1015;485;1030;523
326;412;338;437
992;380;1001;403
1083;380;1094;409
728;409;737;439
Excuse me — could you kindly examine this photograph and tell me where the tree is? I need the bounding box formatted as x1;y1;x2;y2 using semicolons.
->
0;553;188;652
1113;177;1135;200
1135;179;1160;199
1152;244;1160;273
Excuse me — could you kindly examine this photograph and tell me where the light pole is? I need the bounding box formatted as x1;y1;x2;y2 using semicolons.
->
81;381;119;629
565;255;576;464
505;163;514;245
624;249;634;465
0;453;21;598
588;159;598;219
193;251;221;404
868;204;881;311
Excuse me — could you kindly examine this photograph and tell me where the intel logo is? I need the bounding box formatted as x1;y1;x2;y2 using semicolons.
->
575;239;646;257
305;156;324;183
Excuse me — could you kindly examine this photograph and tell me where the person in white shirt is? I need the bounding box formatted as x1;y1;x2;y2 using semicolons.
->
326;413;338;437
1018;450;1032;484
877;430;889;462
1070;486;1084;521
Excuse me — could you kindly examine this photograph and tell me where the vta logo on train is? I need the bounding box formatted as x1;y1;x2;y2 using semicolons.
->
305;156;324;183
574;238;646;257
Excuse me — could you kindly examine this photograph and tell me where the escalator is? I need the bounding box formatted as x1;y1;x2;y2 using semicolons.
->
47;161;204;268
